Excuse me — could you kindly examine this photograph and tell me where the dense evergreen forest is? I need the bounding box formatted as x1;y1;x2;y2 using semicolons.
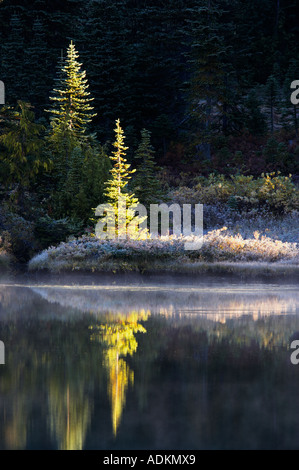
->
0;0;298;264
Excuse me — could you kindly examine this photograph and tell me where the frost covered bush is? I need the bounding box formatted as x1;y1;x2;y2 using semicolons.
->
191;228;298;263
28;229;299;272
168;172;299;243
203;204;232;230
28;168;299;272
226;210;299;244
29;235;185;267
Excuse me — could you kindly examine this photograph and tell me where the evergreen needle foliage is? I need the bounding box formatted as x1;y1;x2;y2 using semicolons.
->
99;119;147;239
46;40;96;140
105;120;136;202
0;101;49;191
44;41;110;222
133;128;164;208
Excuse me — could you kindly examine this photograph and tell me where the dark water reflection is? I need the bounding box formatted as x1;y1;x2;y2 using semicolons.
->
0;274;298;450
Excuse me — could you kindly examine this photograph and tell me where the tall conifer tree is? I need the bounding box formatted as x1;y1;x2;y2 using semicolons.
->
46;40;96;140
45;41;109;221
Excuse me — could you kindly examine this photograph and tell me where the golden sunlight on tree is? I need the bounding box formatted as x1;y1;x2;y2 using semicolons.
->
95;119;148;240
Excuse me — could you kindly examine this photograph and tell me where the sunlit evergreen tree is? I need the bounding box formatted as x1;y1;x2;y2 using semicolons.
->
45;41;110;221
47;40;96;140
98;119;147;239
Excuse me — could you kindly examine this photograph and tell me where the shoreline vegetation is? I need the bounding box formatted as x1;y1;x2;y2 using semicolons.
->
27;228;299;278
2;171;298;278
0;32;298;281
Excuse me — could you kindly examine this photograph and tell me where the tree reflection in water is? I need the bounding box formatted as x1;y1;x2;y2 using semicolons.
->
0;281;299;449
89;310;149;436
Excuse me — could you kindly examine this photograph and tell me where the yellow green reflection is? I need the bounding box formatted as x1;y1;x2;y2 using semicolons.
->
48;381;92;450
90;310;149;435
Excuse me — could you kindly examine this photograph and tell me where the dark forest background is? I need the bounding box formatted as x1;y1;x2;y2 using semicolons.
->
0;0;298;262
0;0;298;164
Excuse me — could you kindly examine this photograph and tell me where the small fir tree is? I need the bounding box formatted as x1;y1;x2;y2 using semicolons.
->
133;129;164;208
96;119;147;239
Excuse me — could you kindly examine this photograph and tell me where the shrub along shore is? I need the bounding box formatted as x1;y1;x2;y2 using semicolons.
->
27;228;299;277
2;172;299;277
21;172;299;277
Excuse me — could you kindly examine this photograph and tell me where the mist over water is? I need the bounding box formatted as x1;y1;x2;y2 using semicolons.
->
0;273;298;449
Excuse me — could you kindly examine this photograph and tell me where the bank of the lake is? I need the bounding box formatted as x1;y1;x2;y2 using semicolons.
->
26;230;299;278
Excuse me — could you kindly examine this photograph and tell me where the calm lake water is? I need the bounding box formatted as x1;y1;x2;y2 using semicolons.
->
0;272;299;450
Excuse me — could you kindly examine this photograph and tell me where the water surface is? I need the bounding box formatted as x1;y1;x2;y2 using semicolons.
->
0;273;298;449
